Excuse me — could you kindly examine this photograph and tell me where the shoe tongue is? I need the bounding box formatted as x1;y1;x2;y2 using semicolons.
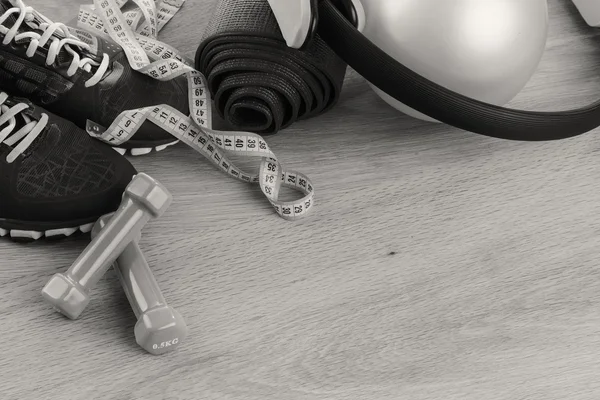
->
0;0;17;26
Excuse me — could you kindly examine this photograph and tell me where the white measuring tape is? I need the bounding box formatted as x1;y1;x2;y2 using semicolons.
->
74;0;315;221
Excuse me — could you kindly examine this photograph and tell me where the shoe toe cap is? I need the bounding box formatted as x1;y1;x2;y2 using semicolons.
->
5;139;137;225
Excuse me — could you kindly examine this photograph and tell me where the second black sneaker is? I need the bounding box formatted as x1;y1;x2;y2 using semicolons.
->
0;0;189;155
0;91;137;240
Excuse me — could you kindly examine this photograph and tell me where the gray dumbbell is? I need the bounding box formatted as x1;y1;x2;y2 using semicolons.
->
41;173;172;320
91;215;188;355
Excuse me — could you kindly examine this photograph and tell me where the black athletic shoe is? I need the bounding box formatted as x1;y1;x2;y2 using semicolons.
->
0;92;137;241
0;0;189;156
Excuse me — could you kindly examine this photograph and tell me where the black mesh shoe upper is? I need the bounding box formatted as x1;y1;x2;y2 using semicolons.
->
0;0;189;148
0;96;137;226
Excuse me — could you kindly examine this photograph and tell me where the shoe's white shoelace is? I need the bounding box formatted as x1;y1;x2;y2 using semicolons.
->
0;0;109;87
0;92;48;163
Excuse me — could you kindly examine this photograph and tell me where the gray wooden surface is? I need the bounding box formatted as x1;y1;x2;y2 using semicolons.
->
2;1;600;399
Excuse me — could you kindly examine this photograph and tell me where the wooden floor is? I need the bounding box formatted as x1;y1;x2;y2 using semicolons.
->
2;1;600;399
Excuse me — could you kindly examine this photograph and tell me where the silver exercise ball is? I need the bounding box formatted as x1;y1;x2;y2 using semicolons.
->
361;0;549;122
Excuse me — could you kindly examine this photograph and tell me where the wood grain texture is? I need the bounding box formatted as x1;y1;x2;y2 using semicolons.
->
2;1;600;399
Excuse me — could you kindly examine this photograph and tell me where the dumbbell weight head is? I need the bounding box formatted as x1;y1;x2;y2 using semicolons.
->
125;173;173;218
134;306;187;355
41;274;90;320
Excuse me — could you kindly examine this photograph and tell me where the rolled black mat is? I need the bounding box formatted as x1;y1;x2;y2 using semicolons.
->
195;0;348;135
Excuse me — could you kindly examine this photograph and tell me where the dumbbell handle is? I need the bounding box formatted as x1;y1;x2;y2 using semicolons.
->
69;198;152;288
113;241;167;317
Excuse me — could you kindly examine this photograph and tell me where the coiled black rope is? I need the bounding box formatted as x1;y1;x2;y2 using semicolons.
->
318;0;600;141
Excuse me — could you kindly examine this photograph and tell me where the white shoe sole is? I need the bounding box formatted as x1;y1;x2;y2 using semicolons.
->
0;222;95;241
113;140;179;156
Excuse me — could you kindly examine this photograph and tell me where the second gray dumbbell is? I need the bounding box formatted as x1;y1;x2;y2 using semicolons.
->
41;173;172;320
92;215;188;355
